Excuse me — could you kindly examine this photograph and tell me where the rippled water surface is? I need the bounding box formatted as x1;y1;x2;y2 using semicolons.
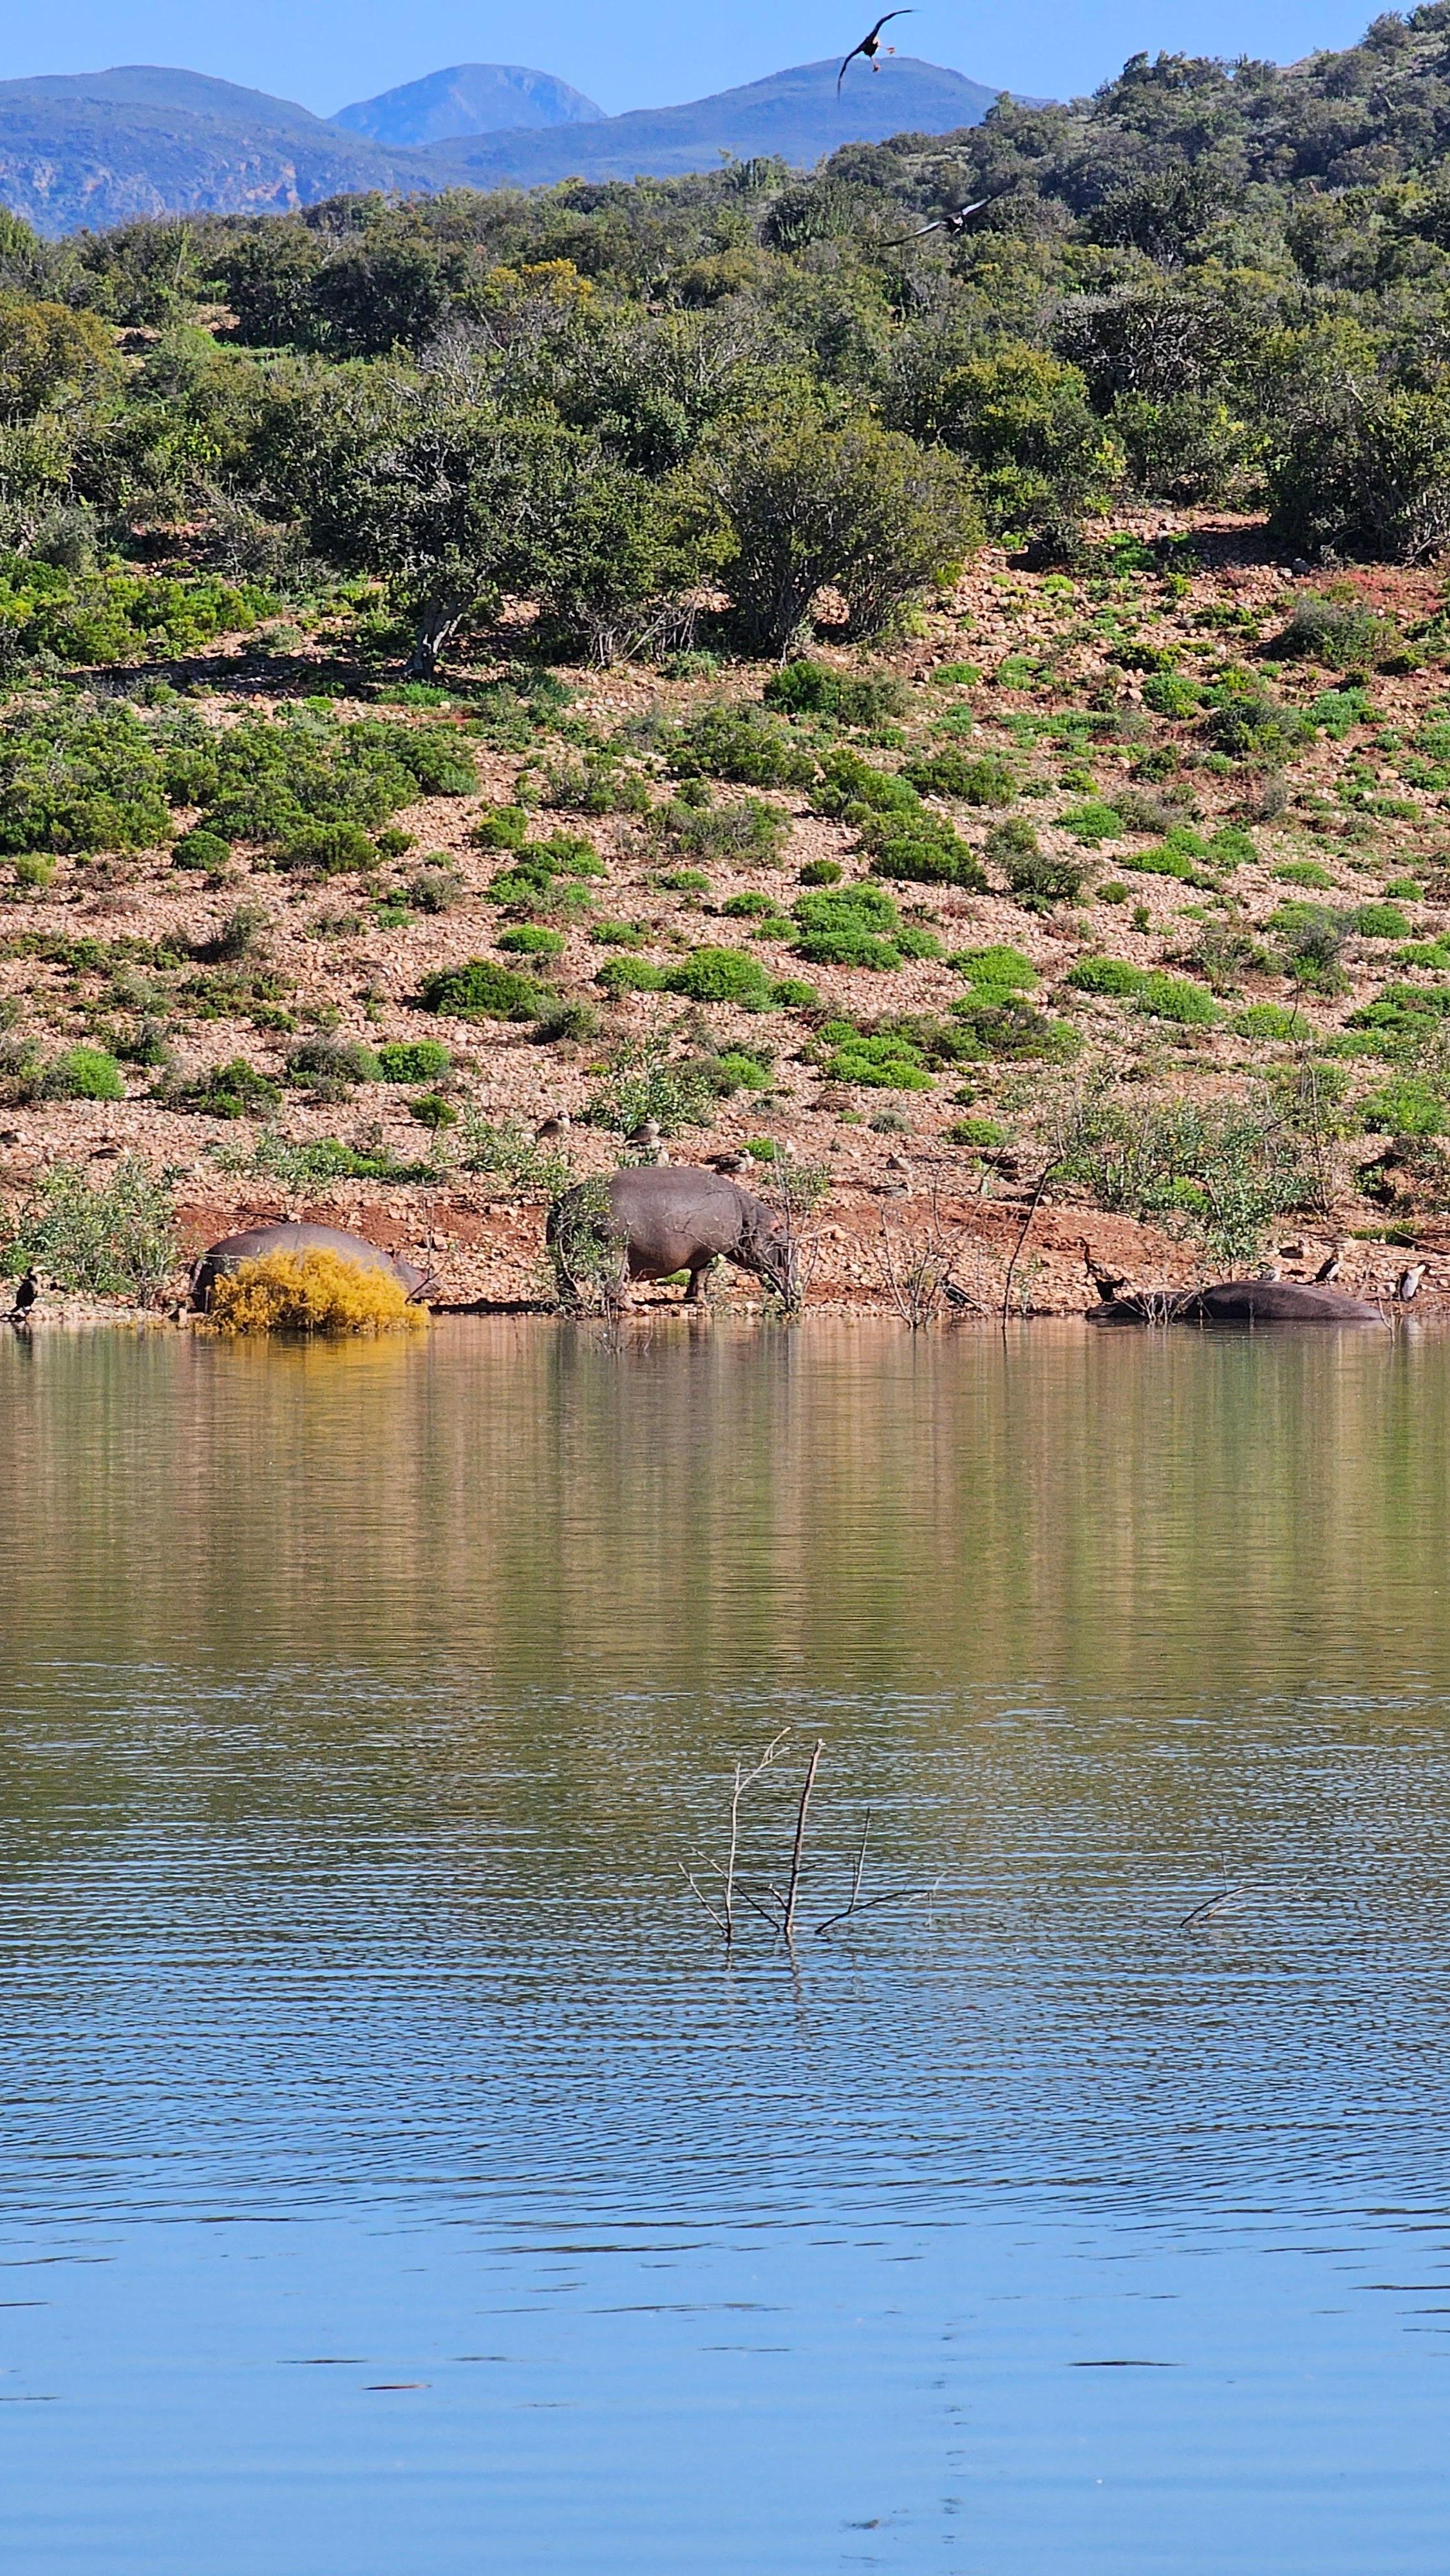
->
3;1316;1449;2572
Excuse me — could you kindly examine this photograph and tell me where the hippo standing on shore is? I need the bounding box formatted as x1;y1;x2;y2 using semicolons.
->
191;1222;429;1311
547;1167;798;1306
1090;1278;1385;1326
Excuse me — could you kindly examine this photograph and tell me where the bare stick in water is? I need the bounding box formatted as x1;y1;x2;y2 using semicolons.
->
1000;1161;1055;1323
783;1738;824;1942
849;1807;872;1918
813;1886;934;1935
724;1727;792;1944
1180;1883;1243;1930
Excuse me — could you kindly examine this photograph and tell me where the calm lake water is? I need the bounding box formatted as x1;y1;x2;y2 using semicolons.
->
2;1316;1449;2573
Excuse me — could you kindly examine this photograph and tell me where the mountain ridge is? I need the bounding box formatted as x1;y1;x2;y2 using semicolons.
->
330;64;604;146
0;55;1005;236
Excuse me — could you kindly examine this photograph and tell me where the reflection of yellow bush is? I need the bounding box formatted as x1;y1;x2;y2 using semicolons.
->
208;1250;428;1338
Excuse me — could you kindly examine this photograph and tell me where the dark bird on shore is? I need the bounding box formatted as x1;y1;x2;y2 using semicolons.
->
709;1150;753;1176
1080;1240;1127;1303
536;1112;571;1143
838;10;912;91
1397;1261;1427;1302
8;1267;40;1325
883;196;995;246
1314;1249;1343;1283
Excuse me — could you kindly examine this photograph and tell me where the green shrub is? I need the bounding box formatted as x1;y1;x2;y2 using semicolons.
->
419;958;546;1020
1059;799;1124;845
864;811;986;889
656;867;710;892
1357;1073;1448;1135
954;945;1037;994
1267;592;1399;670
173;1056;282;1118
811;748;919;820
469;804;531;849
946;1116;1006;1146
763;661;908;726
409;865;463;913
1118;842;1198;881
0;697;173;854
1004;848;1086;910
814;1020;933;1088
596;956;670;992
376;1039;451;1082
408;1091;459;1128
668;703;814;787
1306;687;1374;739
1232;1002;1312;1042
722;891;780;918
1136;971;1224;1026
1270;903;1350;990
1275;860;1335;889
653;796;790;866
198;712;473;848
173;828;231;873
499;923;567;956
1141;671;1201;719
950;997;1082;1061
1066;956;1147;998
278;820;377;875
286;1036;382;1086
903;748;1015;806
1050;1089;1315;1264
771;976;820;1007
41;1043;124;1099
532;999;602;1043
1350;902;1411;940
0;1153;176;1298
664;946;774;1006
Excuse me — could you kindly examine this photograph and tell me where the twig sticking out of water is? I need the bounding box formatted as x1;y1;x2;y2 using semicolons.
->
783;1738;824;1943
1180;1883;1244;1930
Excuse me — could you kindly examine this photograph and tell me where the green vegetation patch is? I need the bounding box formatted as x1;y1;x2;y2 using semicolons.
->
419;958;547;1021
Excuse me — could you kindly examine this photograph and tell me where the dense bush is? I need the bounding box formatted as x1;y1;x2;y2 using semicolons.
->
762;661;908;726
419;958;547;1020
0;698;173;853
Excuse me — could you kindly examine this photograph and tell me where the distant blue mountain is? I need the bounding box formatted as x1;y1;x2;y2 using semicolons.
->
331;64;603;147
0;55;1011;236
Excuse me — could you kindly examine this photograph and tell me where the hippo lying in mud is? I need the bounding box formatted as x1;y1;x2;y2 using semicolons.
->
1090;1278;1384;1327
547;1167;798;1306
191;1222;430;1311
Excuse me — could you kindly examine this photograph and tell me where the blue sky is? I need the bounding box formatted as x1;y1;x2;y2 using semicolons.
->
1;1;1384;117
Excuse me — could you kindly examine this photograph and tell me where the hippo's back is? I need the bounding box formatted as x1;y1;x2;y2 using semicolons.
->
192;1222;426;1309
1183;1280;1384;1325
606;1166;759;1237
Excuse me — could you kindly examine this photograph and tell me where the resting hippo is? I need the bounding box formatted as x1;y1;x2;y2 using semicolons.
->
548;1166;798;1305
1090;1278;1384;1326
191;1221;429;1310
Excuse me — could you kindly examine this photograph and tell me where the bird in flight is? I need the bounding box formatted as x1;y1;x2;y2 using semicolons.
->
838;11;913;93
883;196;997;245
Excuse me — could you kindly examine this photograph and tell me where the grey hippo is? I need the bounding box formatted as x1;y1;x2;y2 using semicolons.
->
191;1221;430;1311
547;1166;798;1305
1089;1278;1385;1326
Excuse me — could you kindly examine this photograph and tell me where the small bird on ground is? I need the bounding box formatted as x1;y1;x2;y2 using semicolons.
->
628;1117;668;1166
883;196;995;246
1255;1260;1283;1282
838;10;912;91
709;1150;753;1175
1080;1240;1127;1303
8;1268;40;1326
1314;1249;1344;1283
1397;1262;1427;1302
536;1112;571;1142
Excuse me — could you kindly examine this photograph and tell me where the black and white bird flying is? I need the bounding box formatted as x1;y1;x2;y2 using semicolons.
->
838;11;913;92
883;196;995;245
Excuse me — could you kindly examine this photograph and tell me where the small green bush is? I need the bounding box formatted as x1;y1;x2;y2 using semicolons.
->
0;1153;176;1298
596;956;670;992
1358;1074;1449;1136
0;698;173;854
1059;799;1124;845
664;947;774;1007
499;923;567;956
721;891;780;918
1232;1002;1310;1042
814;1020;933;1088
655;797;789;866
950;998;1082;1061
903;748;1015;805
1066;956;1147;998
419;958;547;1020
1268;592;1399;670
42;1043;125;1100
668;703;814;788
173;828;231;873
174;1057;281;1118
811;748;919;820
864;811;986;889
1275;860;1335;889
763;661;908;725
1140;671;1201;719
771;976;820;1007
1137;972;1224;1026
1004;848;1086;910
946;1117;1006;1146
532;999;602;1044
954;945;1037;994
286;1036;382;1086
376;1039;451;1082
278;820;376;875
469;804;531;849
1351;902;1411;940
1118;842;1197;882
408;1092;459;1129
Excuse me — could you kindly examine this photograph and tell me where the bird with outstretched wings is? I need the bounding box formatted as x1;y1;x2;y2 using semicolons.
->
882;195;997;245
838;11;913;93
